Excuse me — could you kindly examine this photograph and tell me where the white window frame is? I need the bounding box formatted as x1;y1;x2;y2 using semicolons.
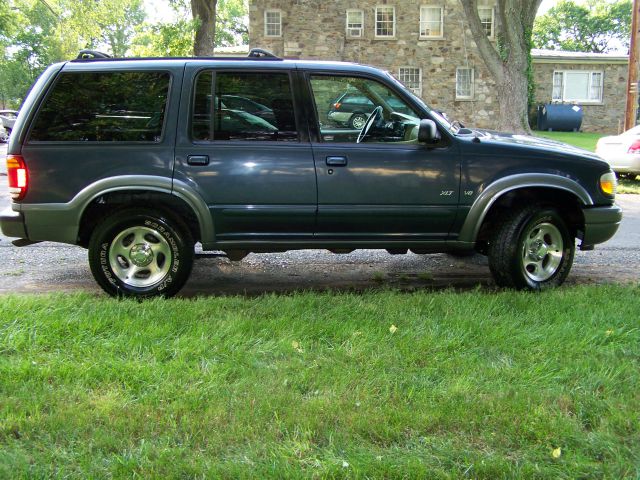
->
375;6;395;38
398;67;423;96
456;67;475;100
420;6;444;39
346;9;364;38
551;70;604;103
478;7;495;39
264;9;282;38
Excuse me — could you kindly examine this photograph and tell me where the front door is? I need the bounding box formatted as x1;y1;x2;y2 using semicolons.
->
306;73;459;240
174;66;317;242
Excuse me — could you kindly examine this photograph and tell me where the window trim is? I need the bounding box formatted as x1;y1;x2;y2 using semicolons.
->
398;67;423;97
552;70;604;104
264;9;282;38
374;5;396;39
455;67;475;101
346;9;365;38
477;6;495;39
419;6;444;39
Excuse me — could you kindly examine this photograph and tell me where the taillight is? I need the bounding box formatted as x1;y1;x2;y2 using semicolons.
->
6;154;28;201
628;140;640;154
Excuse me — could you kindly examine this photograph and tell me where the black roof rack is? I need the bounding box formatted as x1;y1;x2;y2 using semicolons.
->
77;50;112;60
72;48;282;62
248;48;280;59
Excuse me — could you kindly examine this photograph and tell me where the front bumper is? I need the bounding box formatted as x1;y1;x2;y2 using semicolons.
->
581;204;623;246
0;206;27;239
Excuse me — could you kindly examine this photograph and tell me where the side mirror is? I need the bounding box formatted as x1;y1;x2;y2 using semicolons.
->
418;119;439;143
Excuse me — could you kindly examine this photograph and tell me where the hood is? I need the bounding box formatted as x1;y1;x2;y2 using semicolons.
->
461;129;604;162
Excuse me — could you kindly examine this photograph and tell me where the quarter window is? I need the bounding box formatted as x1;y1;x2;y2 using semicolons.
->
346;9;364;38
552;70;603;103
398;68;422;96
264;10;282;37
420;6;443;38
375;6;395;38
478;7;494;38
456;67;474;100
29;71;170;142
192;71;298;142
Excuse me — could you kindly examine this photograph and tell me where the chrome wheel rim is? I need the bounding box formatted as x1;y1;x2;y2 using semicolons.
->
109;226;172;288
521;222;563;282
351;115;366;129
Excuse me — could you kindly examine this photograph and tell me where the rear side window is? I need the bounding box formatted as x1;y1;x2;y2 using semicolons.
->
192;71;298;142
29;71;170;142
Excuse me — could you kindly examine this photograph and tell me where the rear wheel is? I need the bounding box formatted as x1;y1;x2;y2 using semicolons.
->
488;205;574;290
348;113;368;129
88;208;194;298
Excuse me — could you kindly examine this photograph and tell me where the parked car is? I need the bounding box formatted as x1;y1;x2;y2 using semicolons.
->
0;49;622;298
595;126;640;178
327;91;412;129
0;110;18;132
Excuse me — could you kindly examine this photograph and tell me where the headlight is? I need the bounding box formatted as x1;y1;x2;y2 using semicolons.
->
599;171;617;197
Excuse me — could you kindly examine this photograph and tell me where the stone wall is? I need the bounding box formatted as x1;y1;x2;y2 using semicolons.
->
249;0;626;133
532;61;627;134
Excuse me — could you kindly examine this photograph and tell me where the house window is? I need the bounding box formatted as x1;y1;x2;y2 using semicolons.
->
478;7;494;38
420;6;444;38
399;67;422;96
264;10;282;37
346;9;364;38
552;70;604;103
375;6;395;38
456;67;474;100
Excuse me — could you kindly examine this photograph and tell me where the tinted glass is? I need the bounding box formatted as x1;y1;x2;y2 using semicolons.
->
192;71;297;142
30;71;170;142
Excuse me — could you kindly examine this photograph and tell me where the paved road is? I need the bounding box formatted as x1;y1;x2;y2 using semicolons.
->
0;143;638;296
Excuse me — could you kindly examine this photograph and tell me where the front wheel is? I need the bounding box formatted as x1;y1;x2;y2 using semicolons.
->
88;209;194;298
488;205;575;290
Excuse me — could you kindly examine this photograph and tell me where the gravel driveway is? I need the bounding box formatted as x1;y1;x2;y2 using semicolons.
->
1;143;638;296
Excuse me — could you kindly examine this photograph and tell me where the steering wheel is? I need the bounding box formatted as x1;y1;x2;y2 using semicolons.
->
356;106;383;144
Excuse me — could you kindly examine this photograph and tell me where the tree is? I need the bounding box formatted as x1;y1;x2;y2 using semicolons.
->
460;0;542;134
0;0;148;108
191;0;217;56
533;0;632;53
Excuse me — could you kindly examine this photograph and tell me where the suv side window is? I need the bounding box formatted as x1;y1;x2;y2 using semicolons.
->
192;71;298;142
29;71;170;142
310;74;421;143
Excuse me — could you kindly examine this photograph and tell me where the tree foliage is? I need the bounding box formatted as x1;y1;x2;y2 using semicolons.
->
533;0;632;53
0;0;249;107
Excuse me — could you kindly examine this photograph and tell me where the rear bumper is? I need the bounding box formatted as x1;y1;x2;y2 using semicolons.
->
0;206;27;239
581;204;623;246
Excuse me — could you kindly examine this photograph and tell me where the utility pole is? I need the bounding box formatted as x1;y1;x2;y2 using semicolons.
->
625;0;640;131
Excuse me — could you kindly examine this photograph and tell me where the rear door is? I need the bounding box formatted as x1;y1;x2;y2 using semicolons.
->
174;64;317;242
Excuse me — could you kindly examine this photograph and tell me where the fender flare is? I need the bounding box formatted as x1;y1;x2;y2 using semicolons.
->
458;173;593;243
21;175;214;245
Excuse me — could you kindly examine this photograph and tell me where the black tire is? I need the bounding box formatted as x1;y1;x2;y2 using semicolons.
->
348;113;368;129
488;205;574;290
88;208;194;298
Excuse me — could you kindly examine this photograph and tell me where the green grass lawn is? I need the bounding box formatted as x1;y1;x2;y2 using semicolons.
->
1;287;639;478
535;131;604;152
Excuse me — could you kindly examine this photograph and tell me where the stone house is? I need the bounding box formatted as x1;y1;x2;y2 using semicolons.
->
248;0;629;133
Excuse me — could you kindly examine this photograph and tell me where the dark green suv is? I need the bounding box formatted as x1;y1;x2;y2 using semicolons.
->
0;50;622;298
